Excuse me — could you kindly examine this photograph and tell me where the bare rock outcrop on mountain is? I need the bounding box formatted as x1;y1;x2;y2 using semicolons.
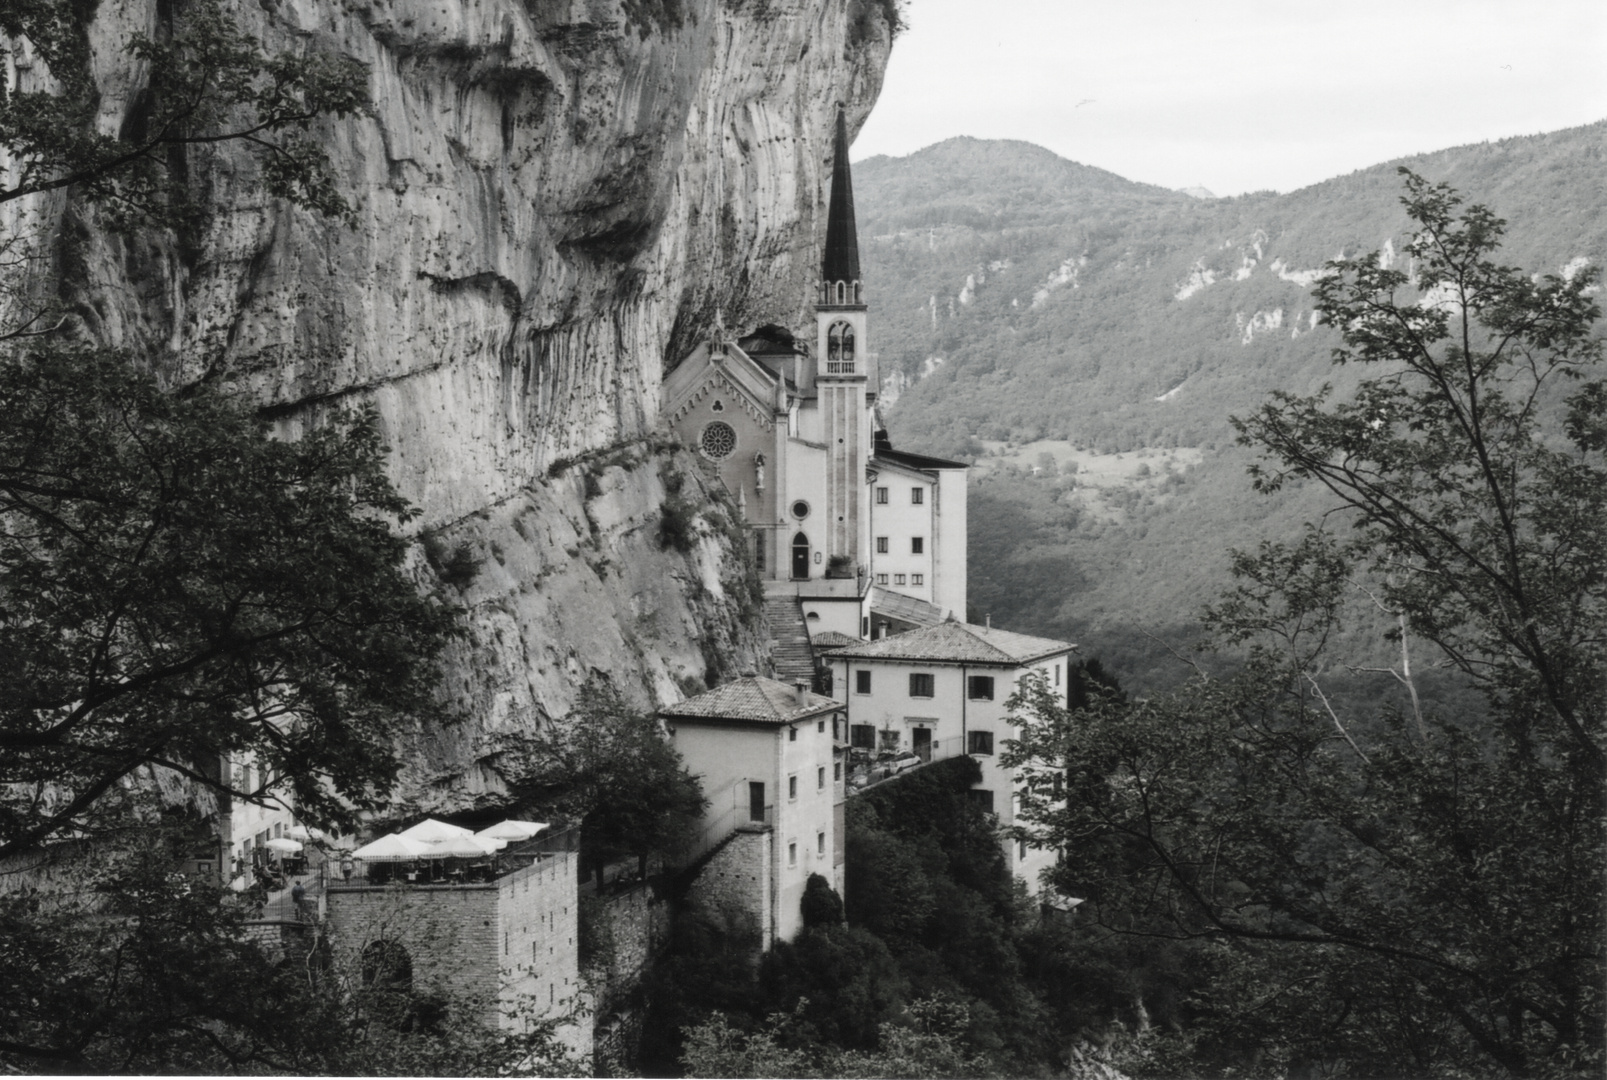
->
8;0;894;800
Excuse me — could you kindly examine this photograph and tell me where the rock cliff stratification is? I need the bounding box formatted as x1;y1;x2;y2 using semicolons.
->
9;0;893;801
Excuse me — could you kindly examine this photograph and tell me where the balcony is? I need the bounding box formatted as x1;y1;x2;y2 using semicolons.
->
846;736;970;795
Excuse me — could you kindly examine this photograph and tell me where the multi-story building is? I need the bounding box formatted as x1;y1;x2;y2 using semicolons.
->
824;620;1075;894
867;435;967;623
660;675;845;946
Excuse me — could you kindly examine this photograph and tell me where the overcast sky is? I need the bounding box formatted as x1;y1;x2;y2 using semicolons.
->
853;0;1607;196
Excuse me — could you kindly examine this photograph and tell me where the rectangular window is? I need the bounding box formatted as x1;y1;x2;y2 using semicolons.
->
876;536;889;554
788;842;797;866
911;537;924;554
968;730;995;755
968;675;995;700
911;573;924;585
894;573;906;586
818;766;826;790
911;487;924;504
789;726;797;742
1018;838;1028;860
876;573;889;585
1055;663;1061;685
876;486;889;504
909;672;934;698
788;775;798;800
851;723;875;748
855;670;872;695
818;719;826;733
817;832;826;856
968;789;995;813
834;761;842;781
755;531;765;572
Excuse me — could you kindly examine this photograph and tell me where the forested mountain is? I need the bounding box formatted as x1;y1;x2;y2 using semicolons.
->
859;123;1607;686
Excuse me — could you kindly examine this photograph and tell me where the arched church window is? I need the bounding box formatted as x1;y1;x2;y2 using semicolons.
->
827;322;855;374
836;281;846;305
699;421;737;460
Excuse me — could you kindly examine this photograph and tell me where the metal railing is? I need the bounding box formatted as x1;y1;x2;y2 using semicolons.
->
847;736;971;794
323;825;579;890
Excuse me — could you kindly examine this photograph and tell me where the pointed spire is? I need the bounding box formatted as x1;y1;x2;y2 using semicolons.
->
821;104;861;296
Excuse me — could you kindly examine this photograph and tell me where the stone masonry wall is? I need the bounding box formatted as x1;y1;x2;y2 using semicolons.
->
688;826;773;948
324;885;502;1019
498;851;587;1056
588;880;672;1073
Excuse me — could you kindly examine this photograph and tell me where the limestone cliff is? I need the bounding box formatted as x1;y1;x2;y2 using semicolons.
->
12;0;893;802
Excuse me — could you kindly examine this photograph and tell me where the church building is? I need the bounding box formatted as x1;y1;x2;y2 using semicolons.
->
662;107;1076;905
662;107;968;680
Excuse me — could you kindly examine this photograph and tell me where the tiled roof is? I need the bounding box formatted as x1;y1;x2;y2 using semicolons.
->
828;620;1073;666
661;675;840;725
809;630;859;648
870;587;946;626
874;447;970;471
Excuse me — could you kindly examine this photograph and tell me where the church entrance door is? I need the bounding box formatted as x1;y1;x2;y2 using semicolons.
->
791;532;810;579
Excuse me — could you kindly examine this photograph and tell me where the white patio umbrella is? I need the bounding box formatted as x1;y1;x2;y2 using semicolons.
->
398;818;475;844
428;834;501;859
264;837;303;854
350;833;430;862
477;820;548;841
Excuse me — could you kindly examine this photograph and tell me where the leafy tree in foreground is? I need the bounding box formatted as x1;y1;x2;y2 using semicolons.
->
1004;171;1605;1077
0;345;454;858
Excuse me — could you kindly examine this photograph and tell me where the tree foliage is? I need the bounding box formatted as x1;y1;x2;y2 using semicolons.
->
496;680;706;883
0;0;368;338
0;345;454;858
0;825;586;1073
681;997;996;1080
0;0;366;219
1003;173;1605;1077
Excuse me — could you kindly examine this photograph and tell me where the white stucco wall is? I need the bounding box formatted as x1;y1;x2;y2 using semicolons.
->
831;653;1070;895
867;465;936;602
669;708;841;944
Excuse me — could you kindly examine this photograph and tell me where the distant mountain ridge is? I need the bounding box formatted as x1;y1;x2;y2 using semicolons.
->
856;121;1607;686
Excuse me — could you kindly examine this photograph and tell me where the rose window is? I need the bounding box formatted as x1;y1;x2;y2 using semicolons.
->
700;421;737;460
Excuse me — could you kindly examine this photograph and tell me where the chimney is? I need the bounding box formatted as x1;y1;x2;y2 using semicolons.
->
794;681;809;704
985;614;991;629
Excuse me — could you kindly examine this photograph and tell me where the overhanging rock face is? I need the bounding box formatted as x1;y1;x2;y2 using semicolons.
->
16;0;895;799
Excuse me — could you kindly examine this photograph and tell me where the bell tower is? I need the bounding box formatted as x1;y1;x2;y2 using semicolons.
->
816;105;870;571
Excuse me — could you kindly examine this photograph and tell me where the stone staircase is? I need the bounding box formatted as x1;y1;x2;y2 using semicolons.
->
763;589;816;685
